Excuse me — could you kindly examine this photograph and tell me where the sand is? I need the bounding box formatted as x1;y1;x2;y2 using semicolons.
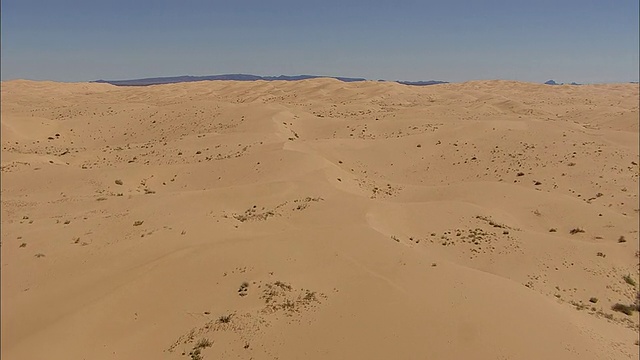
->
1;78;639;359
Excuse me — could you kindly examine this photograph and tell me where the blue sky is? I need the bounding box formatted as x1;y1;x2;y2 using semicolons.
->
1;0;638;83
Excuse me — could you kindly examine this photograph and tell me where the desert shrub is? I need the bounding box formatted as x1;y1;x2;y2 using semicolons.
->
623;274;637;287
611;303;635;316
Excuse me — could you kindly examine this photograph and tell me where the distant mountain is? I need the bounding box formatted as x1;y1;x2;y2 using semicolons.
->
92;74;448;87
397;80;448;86
544;80;581;86
92;74;367;86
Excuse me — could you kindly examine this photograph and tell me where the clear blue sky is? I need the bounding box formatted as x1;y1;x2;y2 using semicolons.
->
1;0;638;83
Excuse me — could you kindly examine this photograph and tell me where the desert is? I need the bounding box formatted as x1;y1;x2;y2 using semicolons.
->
1;78;639;359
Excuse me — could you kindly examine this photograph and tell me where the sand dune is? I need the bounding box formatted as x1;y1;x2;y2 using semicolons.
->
1;79;638;359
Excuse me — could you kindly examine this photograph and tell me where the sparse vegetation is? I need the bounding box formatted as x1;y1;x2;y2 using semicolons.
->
217;314;233;324
611;303;635;316
189;338;213;360
623;274;637;287
238;282;249;297
260;281;324;314
570;301;588;310
273;281;292;291
475;215;512;229
302;290;317;302
233;207;276;222
281;298;296;311
569;227;585;235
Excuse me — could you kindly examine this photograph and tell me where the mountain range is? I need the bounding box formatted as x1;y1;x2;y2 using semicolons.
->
92;74;449;86
544;80;582;86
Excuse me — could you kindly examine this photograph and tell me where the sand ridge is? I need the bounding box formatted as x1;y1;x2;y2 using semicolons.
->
1;79;639;359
